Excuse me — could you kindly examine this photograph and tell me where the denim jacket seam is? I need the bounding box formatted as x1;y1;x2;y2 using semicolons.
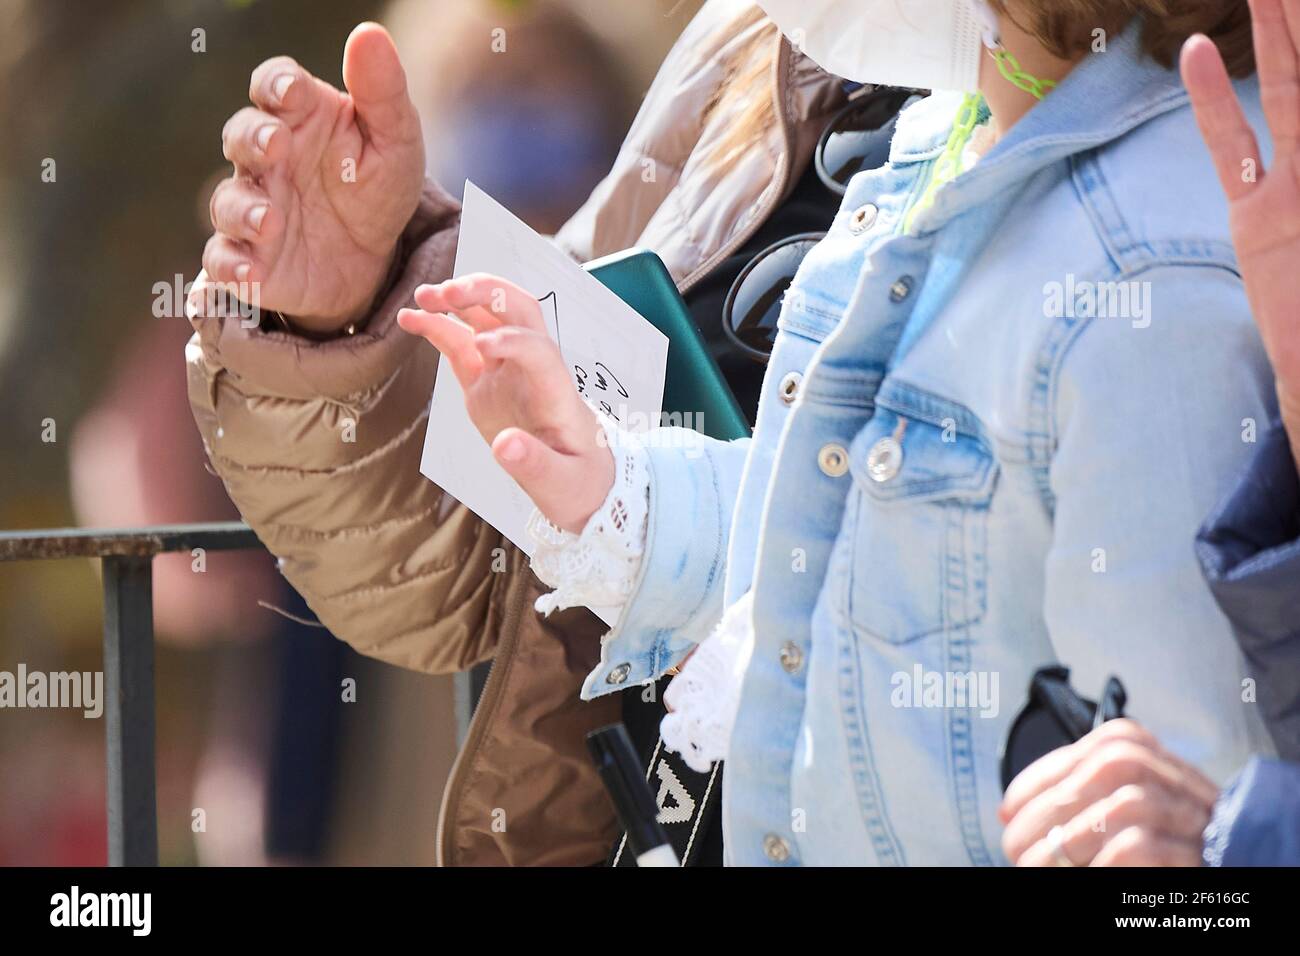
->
1028;257;1247;519
695;444;729;619
834;562;908;865
655;442;727;632
874;379;990;444
1016;159;1115;512
1027;285;1095;517
803;368;886;408
641;446;729;672
945;619;997;866
860;468;994;504
1073;150;1243;277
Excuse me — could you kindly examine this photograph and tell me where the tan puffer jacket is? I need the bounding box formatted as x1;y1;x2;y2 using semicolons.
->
186;0;843;865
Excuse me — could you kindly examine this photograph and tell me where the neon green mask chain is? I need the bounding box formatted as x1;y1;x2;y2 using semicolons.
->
902;48;1057;234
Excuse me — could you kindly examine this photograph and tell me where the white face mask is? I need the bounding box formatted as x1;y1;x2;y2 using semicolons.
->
755;0;1002;92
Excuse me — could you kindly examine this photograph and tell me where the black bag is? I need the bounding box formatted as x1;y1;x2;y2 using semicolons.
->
610;677;724;866
1000;665;1127;792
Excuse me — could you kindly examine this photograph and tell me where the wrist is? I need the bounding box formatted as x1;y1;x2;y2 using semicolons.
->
281;243;403;338
560;443;616;535
545;412;619;534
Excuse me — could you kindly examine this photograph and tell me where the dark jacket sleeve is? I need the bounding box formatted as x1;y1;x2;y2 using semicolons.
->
1203;757;1300;866
1195;420;1300;763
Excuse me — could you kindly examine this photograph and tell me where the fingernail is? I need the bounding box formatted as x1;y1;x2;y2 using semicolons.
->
272;74;295;102
235;263;251;282
185;287;204;320
498;436;526;463
256;124;276;152
248;204;269;233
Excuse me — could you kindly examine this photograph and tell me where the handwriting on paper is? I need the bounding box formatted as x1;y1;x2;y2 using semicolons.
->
419;182;669;624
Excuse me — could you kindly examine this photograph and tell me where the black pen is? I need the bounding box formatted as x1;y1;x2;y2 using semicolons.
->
587;724;680;867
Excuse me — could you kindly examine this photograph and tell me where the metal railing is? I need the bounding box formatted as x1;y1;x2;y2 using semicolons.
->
0;522;262;866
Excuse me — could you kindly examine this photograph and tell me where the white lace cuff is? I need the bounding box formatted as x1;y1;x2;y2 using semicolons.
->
660;593;755;774
528;414;650;618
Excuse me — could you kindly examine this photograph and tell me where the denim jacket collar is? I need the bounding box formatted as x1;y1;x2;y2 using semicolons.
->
890;22;1191;234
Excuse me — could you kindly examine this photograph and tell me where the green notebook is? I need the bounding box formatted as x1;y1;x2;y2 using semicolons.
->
585;248;751;442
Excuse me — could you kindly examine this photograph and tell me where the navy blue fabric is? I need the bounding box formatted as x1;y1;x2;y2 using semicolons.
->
264;584;348;861
1204;757;1300;866
1196;421;1300;763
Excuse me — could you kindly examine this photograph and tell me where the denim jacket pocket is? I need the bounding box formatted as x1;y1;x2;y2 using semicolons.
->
844;401;998;644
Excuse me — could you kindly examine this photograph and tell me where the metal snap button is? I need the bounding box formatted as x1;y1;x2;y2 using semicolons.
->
606;663;631;685
778;371;802;406
818;443;849;478
763;834;792;863
889;276;915;303
848;203;879;234
867;437;904;483
779;641;804;674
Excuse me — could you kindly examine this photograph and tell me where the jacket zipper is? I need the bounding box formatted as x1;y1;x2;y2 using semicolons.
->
434;555;530;866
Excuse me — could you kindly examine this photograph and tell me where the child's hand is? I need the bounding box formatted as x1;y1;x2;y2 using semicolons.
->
399;274;615;533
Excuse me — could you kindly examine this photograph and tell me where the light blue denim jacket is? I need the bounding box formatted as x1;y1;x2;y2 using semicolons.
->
582;25;1279;865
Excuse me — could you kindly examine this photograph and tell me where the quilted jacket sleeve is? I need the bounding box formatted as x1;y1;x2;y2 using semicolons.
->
1196;419;1300;763
186;181;516;674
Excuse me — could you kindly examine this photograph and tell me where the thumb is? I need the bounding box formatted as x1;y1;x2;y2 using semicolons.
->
342;22;419;143
492;428;611;534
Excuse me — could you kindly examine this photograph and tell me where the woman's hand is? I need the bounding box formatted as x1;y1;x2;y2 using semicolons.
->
999;720;1220;866
193;23;426;333
399;274;615;533
1182;0;1300;472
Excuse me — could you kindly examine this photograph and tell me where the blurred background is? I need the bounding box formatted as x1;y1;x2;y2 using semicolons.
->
0;0;703;865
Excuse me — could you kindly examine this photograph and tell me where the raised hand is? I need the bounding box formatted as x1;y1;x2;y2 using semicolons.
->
398;275;616;533
193;23;425;333
1182;0;1300;471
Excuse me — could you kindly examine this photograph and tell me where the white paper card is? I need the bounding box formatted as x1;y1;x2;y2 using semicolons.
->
419;182;669;624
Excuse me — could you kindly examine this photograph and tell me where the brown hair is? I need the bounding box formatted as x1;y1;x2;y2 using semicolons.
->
705;0;1255;172
990;1;1255;77
702;6;780;172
